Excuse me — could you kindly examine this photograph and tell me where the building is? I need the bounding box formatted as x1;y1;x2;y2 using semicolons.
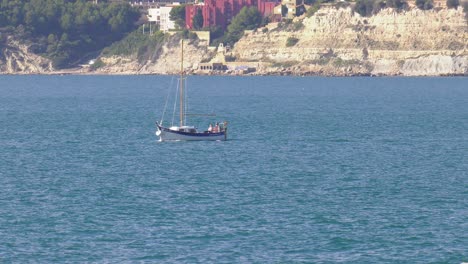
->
281;0;305;19
148;3;180;32
148;7;161;22
185;0;280;30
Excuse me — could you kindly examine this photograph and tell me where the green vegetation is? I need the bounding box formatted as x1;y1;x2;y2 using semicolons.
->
272;60;299;68
281;5;288;17
192;9;203;30
90;58;105;70
309;57;331;65
387;0;408;8
277;19;292;30
286;37;299;47
362;47;369;59
169;5;186;29
103;28;166;63
416;0;433;10
464;1;468;22
292;21;304;31
0;0;139;68
206;26;224;46
181;29;198;39
225;55;237;61
274;19;304;32
223;6;263;45
332;58;360;67
354;0;407;16
446;0;460;8
306;1;322;17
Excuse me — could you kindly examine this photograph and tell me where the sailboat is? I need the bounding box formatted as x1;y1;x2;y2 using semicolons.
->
155;39;228;141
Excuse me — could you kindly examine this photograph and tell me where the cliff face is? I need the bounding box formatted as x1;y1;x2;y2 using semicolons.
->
0;36;53;74
1;7;467;75
233;7;467;76
96;37;213;75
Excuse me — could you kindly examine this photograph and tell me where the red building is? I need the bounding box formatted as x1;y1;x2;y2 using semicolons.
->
186;0;279;30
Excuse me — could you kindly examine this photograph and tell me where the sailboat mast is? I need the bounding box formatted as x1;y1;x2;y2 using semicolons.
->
179;39;184;127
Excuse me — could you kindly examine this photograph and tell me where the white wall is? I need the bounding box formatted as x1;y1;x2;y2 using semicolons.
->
147;8;161;22
147;4;179;32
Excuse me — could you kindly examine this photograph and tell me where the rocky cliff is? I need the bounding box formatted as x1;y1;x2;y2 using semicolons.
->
233;6;467;76
96;36;214;75
0;36;53;74
1;6;467;76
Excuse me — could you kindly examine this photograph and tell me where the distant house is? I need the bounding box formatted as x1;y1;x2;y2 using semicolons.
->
148;7;161;22
281;0;305;19
185;0;280;30
148;3;180;32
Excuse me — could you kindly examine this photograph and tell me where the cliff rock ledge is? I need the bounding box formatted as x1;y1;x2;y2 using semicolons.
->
1;6;467;76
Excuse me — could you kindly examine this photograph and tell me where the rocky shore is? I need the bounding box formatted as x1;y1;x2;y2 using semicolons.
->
1;6;467;76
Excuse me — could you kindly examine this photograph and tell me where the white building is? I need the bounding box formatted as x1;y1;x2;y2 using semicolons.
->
147;3;180;32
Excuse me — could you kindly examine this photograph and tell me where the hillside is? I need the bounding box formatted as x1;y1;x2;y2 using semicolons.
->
1;6;467;76
232;6;467;76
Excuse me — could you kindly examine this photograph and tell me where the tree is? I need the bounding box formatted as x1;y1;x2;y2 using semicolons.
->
354;0;374;16
281;5;288;16
416;0;433;9
192;8;203;30
286;37;299;47
446;0;459;8
170;5;186;29
224;6;262;45
0;0;140;68
60;13;73;31
386;0;407;9
464;1;468;21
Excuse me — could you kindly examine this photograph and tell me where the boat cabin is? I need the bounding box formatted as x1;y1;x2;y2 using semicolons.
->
169;126;197;133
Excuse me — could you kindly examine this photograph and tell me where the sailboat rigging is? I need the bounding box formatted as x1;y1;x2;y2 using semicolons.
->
156;39;228;141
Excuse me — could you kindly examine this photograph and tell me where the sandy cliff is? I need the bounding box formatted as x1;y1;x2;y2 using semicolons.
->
96;37;213;75
1;6;467;75
233;6;467;76
0;36;53;74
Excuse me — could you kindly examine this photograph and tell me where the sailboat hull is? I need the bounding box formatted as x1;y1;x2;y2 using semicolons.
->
156;40;228;142
156;126;226;141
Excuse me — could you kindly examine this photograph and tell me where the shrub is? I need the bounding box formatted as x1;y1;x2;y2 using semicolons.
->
293;21;304;31
276;19;292;30
192;9;203;30
362;47;369;59
223;6;262;45
332;58;360;67
416;0;433;9
372;0;386;13
306;2;321;17
51;53;70;69
286;37;299;47
169;5;186;29
281;5;288;17
90;58;105;70
0;1;140;68
102;28;167;64
447;0;460;8
354;0;406;16
225;55;237;61
464;1;468;21
182;29;198;40
272;60;298;68
354;0;374;16
386;0;408;9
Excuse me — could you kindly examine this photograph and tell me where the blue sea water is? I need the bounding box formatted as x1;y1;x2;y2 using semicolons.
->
0;75;467;263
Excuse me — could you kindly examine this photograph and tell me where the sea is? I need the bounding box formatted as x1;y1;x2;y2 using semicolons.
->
0;75;467;263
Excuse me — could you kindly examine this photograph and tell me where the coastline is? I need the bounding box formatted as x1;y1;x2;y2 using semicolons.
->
1;68;466;77
1;7;466;77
